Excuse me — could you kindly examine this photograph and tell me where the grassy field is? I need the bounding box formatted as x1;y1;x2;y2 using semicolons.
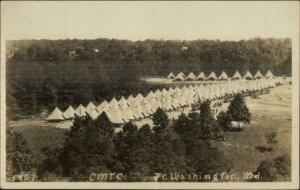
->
8;84;292;179
216;84;292;177
10;122;68;158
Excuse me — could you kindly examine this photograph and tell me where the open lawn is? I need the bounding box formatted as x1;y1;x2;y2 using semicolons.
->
216;84;292;178
8;84;292;178
9;122;68;158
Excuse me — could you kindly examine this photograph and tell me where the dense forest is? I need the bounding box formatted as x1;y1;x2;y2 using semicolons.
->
6;38;292;117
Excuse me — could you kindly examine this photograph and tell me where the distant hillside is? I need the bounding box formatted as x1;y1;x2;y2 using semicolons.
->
6;38;292;117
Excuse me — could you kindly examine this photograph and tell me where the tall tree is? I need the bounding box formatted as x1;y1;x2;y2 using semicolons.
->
227;93;251;125
217;111;231;140
58;113;116;180
152;108;169;134
199;100;221;141
6;129;35;177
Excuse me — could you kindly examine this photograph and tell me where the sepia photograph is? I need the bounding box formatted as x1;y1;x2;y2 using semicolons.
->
1;1;299;189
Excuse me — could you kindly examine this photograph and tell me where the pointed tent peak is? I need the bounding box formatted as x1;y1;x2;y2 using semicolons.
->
187;84;194;89
63;105;76;119
179;72;186;77
232;71;242;80
86;101;96;110
127;94;134;99
75;104;87;117
196;72;206;80
135;93;144;102
77;104;85;109
174;86;180;91
161;88;168;94
149;90;155;95
168;86;174;90
119;96;128;102
167;72;176;79
110;97;118;104
87;101;95;106
98;100;109;108
254;70;264;79
154;89;161;96
119;96;129;106
243;70;253;79
47;107;64;121
186;72;197;80
168;87;174;92
88;109;100;120
109;98;120;109
127;95;135;103
97;100;110;112
174;73;185;81
198;71;206;77
146;91;156;100
66;105;74;110
265;70;275;78
181;85;187;90
218;71;229;80
207;71;217;80
100;100;108;105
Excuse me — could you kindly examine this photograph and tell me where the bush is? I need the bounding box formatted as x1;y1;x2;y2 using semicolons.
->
254;154;291;181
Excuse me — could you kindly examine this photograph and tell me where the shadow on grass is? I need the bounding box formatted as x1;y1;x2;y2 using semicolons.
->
255;146;273;153
228;128;244;132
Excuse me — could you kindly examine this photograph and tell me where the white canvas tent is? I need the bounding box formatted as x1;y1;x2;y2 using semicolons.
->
243;70;253;80
167;72;176;79
47;107;64;121
135;93;144;103
97;100;110;113
126;95;135;105
232;71;242;80
265;70;275;79
218;71;229;80
196;72;206;81
119;97;138;120
185;72;197;81
154;89;162;97
161;94;173;111
88;108;99;120
130;101;146;119
139;98;154;115
107;107;127;124
118;96;130;108
85;101;97;114
173;73;185;81
167;87;175;96
206;71;217;80
161;88;169;96
146;91;156;100
254;70;264;79
120;106;137;121
170;95;181;109
179;72;186;78
75;104;87;117
63;105;76;119
193;90;203;102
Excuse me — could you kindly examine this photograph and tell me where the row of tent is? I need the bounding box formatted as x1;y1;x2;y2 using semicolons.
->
167;70;275;81
47;77;282;124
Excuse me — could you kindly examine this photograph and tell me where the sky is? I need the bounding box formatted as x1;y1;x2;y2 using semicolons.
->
1;1;299;41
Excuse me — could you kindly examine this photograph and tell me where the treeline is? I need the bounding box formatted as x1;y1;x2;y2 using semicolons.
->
6;38;292;117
